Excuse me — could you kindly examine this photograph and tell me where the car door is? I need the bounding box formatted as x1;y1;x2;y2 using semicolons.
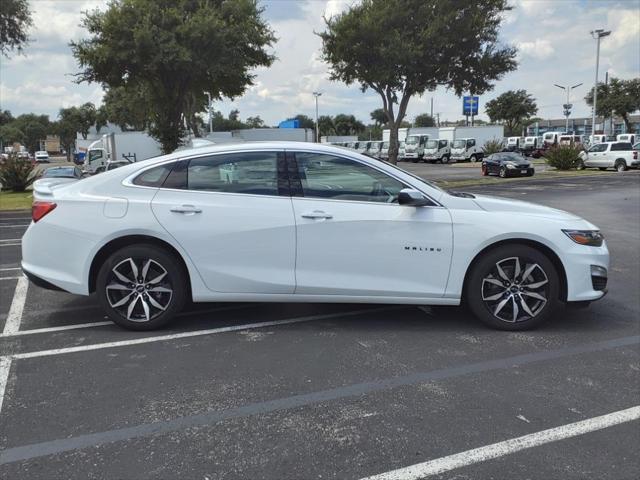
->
150;150;296;294
289;151;453;298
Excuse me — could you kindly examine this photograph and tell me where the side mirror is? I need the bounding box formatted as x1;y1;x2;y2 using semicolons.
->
398;188;432;207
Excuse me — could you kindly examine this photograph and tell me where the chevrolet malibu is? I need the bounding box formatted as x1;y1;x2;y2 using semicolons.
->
23;142;609;331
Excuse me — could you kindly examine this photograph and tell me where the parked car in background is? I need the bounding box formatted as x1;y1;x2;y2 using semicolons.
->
357;141;370;155
505;137;523;152
23;141;608;332
34;166;84;191
559;135;585;147
542;131;564;147
522;136;544;157
482;152;534;178
35;151;50;163
579;142;638;172
366;141;382;159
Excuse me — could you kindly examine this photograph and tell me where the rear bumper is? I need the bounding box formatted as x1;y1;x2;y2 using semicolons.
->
22;267;67;292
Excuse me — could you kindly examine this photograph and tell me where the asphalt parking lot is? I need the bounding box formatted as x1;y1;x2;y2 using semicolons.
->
0;172;639;479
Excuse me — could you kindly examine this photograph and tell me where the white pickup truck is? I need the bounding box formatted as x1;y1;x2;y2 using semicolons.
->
579;141;639;172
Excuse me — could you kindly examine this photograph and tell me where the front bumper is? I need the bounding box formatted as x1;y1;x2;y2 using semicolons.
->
563;241;610;302
504;167;534;177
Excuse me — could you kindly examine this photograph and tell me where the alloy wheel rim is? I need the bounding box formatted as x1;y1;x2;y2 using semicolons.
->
106;258;173;322
481;256;549;323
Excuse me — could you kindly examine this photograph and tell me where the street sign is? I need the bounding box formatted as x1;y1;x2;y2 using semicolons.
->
463;96;479;116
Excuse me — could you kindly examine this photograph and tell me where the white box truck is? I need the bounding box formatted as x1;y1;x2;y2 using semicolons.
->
442;125;504;162
84;132;162;174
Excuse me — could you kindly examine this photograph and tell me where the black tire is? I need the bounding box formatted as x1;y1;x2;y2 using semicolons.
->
96;244;188;330
598;167;607;171
470;154;478;163
526;170;534;177
442;155;450;164
615;160;627;172
577;160;585;170
499;166;507;178
465;244;560;330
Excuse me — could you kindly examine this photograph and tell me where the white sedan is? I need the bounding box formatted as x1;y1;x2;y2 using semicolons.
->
23;142;609;331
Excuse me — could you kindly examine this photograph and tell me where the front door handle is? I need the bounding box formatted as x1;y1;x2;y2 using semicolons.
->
170;205;202;214
301;210;333;220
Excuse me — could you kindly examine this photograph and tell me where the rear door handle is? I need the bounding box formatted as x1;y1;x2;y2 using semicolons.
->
170;205;202;214
301;210;333;219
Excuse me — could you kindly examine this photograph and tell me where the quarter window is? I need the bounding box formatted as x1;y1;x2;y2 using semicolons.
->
133;163;173;187
295;152;407;203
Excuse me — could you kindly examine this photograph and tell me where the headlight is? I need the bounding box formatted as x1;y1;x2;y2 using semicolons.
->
563;230;604;247
505;162;516;169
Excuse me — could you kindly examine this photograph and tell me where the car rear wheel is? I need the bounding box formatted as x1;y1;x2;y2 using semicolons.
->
615;160;627;172
96;244;187;330
577;160;585;170
466;245;560;330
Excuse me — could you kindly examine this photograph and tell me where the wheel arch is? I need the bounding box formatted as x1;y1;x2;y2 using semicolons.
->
88;234;192;297
461;238;568;302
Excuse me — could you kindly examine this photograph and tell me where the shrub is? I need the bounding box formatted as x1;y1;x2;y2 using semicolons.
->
482;138;504;155
0;153;39;192
544;144;582;170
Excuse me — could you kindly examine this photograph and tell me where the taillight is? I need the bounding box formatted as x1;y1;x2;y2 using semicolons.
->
634;151;638;160
32;201;57;223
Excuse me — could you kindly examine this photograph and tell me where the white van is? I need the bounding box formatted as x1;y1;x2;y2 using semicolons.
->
404;134;431;162
542;132;564;147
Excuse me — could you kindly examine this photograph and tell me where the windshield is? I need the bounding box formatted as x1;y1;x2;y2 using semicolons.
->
426;140;438;148
383;161;444;194
453;139;466;148
406;136;418;145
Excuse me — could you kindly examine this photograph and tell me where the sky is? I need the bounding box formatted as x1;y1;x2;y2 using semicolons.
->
0;0;639;126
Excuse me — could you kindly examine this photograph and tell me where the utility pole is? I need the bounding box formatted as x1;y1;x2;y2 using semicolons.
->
312;92;322;143
590;29;611;140
554;83;583;132
205;91;213;133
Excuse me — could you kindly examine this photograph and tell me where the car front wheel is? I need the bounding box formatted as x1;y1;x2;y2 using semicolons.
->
96;244;187;330
466;245;560;330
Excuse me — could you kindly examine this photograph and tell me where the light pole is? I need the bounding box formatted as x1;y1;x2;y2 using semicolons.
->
204;91;213;134
313;92;322;143
554;83;583;132
590;29;611;141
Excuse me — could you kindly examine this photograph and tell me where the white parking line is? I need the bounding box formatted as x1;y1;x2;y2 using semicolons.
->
0;304;256;337
0;238;21;242
0;267;20;271
0;224;29;228
0;357;10;415
0;276;23;281
10;307;398;360
3;276;28;335
0;244;21;247
361;406;640;480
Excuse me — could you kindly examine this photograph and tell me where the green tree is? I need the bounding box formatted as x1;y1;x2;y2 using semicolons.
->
77;102;97;139
22;122;47;153
485;90;537;136
246;115;265;128
0;0;32;57
317;115;336;137
57;108;82;161
370;108;386;126
72;0;275;153
102;85;151;131
414;113;435;127
95;105;109;133
585;78;640;133
0;110;14;126
0;124;24;146
333;114;365;136
320;0;516;163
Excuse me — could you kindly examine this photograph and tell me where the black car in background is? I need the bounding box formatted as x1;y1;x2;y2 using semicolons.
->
482;152;534;178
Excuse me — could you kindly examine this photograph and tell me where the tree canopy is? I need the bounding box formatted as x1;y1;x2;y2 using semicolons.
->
0;0;32;57
414;114;436;127
72;0;275;153
485;89;537;136
585;77;640;132
320;0;517;163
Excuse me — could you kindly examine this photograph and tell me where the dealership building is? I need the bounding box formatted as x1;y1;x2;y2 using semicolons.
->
526;114;640;136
